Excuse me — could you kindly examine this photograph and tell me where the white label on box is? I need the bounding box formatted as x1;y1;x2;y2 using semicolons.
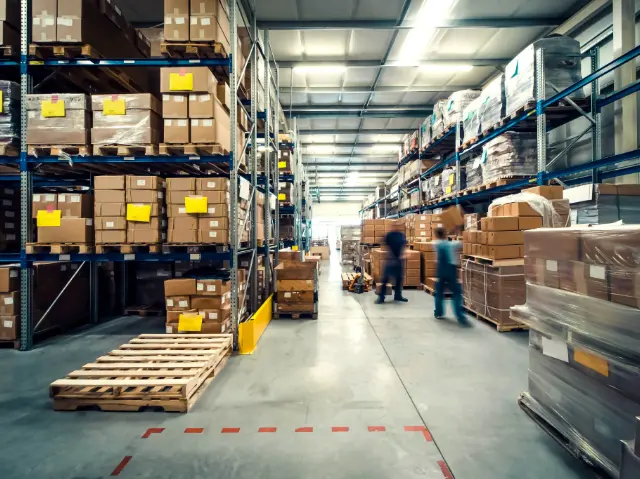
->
197;283;204;291
190;17;197;24
164;16;172;25
200;17;211;25
3;320;12;328
3;297;13;305
190;254;201;260
221;296;226;304
57;18;73;26
9;271;17;278
179;300;188;307
284;292;291;298
210;312;218;320
209;231;217;238
158;192;164;199
7;234;15;241
200;95;210;102
3;188;13;195
166;325;173;333
590;265;606;280
203;119;213;127
419;232;427;236
59;254;70;261
5;212;14;218
106;221;115;228
166;299;174;307
2;200;10;206
192;120;199;126
545;260;558;272
420;224;426;229
165;120;172;126
28;111;35;119
207;181;217;188
45;194;55;201
71;264;78;270
178;120;187;127
70;195;80;203
163;94;170;101
33;18;41;25
86;219;93;226
175;16;185;24
542;336;569;363
33;194;41;201
210;220;219;227
124;254;135;261
206;285;216;292
175;96;185;103
61;265;67;272
208;207;216;214
136;179;146;186
179;207;186;214
5;223;14;229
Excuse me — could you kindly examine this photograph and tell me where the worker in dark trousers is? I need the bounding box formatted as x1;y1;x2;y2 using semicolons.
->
433;227;466;323
375;222;408;304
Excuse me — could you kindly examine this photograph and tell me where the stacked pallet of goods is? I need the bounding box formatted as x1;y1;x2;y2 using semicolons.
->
511;224;640;478
461;186;569;331
0;264;19;344
275;251;318;319
564;183;640;225
339;226;360;264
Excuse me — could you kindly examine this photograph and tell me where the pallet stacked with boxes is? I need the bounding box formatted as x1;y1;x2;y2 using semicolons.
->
0;81;20;156
163;0;230;52
0;264;19;344
565;183;640;225
339;226;360;264
275;252;318;319
512;225;640;478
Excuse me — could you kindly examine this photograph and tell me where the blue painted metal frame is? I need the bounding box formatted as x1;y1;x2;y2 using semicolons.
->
279;174;294;183
279;205;295;214
26;155;232;165
29;57;231;68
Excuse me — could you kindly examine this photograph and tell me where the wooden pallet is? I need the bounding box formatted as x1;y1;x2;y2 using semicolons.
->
29;43;100;59
0;339;20;350
95;243;162;255
422;283;452;299
463;306;528;332
124;305;165;317
457;177;532;197
26;243;93;255
28;145;90;157
161;41;228;59
50;334;233;412
159;143;227;157
341;272;372;291
0;143;19;157
93;145;159;157
0;45;14;58
162;244;230;254
461;254;524;267
274;312;318;320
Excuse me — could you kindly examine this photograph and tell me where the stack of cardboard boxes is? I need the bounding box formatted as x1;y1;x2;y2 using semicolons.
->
278;149;292;173
0;186;18;252
161;67;231;153
164;277;232;334
512;225;640;476
371;248;421;292
33;192;93;245
164;0;230;53
275;253;317;316
413;214;432;242
94;175;165;245
361;219;387;245
0;0;19;52
26;94;90;147
0;264;19;341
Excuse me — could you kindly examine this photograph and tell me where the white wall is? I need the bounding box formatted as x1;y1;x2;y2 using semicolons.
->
313;202;362;219
311;202;361;249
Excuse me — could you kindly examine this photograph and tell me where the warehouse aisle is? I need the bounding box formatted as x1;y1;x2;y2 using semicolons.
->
0;258;595;478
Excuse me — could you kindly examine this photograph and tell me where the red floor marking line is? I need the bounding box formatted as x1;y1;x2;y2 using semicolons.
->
368;426;386;432
295;427;313;433
184;428;204;434
110;456;132;476
258;427;277;433
404;426;426;432
221;427;240;433
141;428;165;439
332;426;349;432
438;460;454;479
422;429;433;442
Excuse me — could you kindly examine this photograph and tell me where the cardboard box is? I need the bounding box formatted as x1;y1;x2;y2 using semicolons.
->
523;185;564;200
94;190;125;204
162;94;188;118
488;204;503;217
519;216;543;231
57;193;92;218
275;261;316;280
95;230;127;243
190;118;224;144
0;314;17;340
277;279;315;291
164;278;197;296
32;0;57;42
488;245;521;260
196;177;229;191
166;319;231;334
168;216;198;230
558;261;588;294
478;232;487;245
0;265;19;293
161;67;216;94
167;177;196;192
486;231;524;246
32;193;57;218
95;217;127;230
481;216;519;232
38;218;93;243
165;13;189;41
189;93;229;119
169;229;198;243
198;217;229;229
277;291;314;304
196;279;230;296
191;293;229;309
610;268;640;308
505;202;541;217
166;295;191;311
0;291;19;315
198;229;229;244
126;175;161;191
525;228;582;262
95;175;125;190
164;119;190;143
198;307;231;323
127;229;164;244
126;189;163;203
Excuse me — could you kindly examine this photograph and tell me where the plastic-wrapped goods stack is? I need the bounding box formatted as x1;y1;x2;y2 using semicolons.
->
33;191;93;246
478;74;505;129
505;36;582;118
443;89;480;131
26;94;89;148
511;225;640;478
462;96;482;145
483;132;537;184
161;67;232;153
0;82;19;149
565;183;640;225
275;253;318;317
0;186;18;252
164;277;232;334
430;99;448;139
420;116;431;150
425;173;443;201
340;226;360;264
465;153;484;189
91;94;162;151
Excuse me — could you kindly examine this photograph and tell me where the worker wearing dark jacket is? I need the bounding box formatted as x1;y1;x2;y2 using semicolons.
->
375;224;408;304
433;227;466;323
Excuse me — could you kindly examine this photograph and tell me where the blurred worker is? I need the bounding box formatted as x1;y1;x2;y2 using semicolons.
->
433;227;466;323
375;222;408;304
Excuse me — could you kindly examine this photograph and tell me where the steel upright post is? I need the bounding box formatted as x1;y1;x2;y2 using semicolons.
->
455;121;461;202
229;0;239;343
249;14;258;313
535;48;547;185
590;47;602;184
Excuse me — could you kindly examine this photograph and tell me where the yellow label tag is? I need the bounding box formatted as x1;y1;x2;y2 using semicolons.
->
126;204;151;222
185;196;208;214
178;314;203;332
292;246;299;251
446;185;453;194
449;175;455;186
170;72;194;91
278;193;286;201
103;97;126;116
41;98;65;118
574;349;609;376
37;210;61;227
278;161;287;169
0;91;3;114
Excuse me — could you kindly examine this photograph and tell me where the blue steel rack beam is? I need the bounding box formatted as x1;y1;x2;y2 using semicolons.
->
30;58;230;68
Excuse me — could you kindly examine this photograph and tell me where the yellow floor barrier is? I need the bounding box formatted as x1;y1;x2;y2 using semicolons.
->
238;294;273;354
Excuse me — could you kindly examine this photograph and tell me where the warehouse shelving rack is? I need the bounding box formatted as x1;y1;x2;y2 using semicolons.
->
278;120;305;250
361;43;640;218
7;0;284;350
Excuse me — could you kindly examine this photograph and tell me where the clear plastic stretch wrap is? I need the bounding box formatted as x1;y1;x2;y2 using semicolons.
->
443;89;480;130
482;132;537;183
91;94;161;145
523;344;640;477
490;192;567;227
441;168;455;193
0;81;20;144
26;94;89;145
504;36;583;117
478;74;505;129
425;173;443;200
430;99;448;138
462;96;482;144
420;116;432;150
464;153;483;189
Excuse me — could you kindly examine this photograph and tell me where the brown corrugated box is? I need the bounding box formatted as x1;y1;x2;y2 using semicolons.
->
38;218;93;243
95;230;126;243
524;228;581;261
95;217;127;230
162;94;188;118
0;20;18;48
610;267;640;308
94;202;126;216
164;119;190;143
127;229;164;244
196;177;229;191
505;202;541;217
198;228;228;244
166;295;191;311
0;0;19;27
95;175;126;190
0;291;18;315
32;0;56;42
161;67;216;93
277;279;315;291
523;185;564;200
0;265;19;293
192;292;229;309
0;314;17;340
169;217;198;229
58;193;92;218
167;177;196;192
486;231;523;246
196;279;230;296
198;217;229;230
519;217;542;231
32;193;57;218
481;217;518;232
128;217;163;230
126;175;162;190
126;190;163;203
488;245;521;260
169;229;198;243
26;94;89;145
164;278;196;296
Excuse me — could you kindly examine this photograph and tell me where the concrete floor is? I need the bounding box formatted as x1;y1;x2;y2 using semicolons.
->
0;257;595;478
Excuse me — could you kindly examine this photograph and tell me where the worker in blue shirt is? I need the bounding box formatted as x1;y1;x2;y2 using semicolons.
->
433;227;466;323
375;222;408;304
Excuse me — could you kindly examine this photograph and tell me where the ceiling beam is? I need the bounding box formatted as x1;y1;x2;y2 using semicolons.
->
286;106;431;118
303;142;403;147
304;154;395;158
303;162;397;167
279;59;508;68
257;18;563;30
300;129;412;135
282;86;473;94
